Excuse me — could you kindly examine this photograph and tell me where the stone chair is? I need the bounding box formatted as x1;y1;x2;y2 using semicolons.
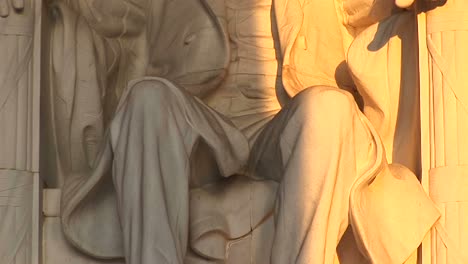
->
42;176;278;264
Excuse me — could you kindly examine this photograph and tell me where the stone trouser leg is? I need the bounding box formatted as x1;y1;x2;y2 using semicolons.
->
109;78;248;264
249;86;374;264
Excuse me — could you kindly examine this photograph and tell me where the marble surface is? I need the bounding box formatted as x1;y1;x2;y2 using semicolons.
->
2;0;465;263
0;0;41;263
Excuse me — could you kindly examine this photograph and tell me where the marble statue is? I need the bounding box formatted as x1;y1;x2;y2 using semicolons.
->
40;0;444;263
37;0;444;263
1;0;455;263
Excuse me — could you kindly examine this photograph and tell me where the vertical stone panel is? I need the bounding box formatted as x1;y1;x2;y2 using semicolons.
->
0;0;42;263
426;0;468;262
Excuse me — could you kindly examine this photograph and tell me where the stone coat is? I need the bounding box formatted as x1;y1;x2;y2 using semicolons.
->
47;0;441;263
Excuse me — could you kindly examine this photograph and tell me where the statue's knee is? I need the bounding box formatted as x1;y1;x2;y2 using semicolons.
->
292;86;356;126
127;79;174;108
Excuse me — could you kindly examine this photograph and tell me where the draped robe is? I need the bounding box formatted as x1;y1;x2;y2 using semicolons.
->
43;0;440;262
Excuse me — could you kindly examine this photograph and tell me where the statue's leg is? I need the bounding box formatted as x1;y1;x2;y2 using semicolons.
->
249;86;374;264
108;78;248;264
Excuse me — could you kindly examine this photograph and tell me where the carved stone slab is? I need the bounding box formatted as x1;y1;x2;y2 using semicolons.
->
0;0;42;263
0;170;40;264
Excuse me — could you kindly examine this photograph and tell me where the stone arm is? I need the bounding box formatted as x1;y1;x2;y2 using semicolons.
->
344;0;424;29
343;0;401;28
395;0;415;8
394;0;437;9
0;0;146;38
56;0;146;38
0;0;23;17
41;0;149;187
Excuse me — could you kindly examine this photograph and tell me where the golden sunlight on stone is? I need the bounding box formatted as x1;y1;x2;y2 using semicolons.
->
0;0;465;263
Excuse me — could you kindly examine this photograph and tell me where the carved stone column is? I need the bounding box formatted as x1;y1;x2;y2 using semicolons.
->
423;0;468;262
0;0;42;263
